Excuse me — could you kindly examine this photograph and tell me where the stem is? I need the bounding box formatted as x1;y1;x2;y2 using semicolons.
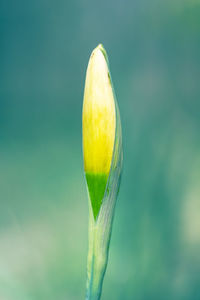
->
85;206;108;300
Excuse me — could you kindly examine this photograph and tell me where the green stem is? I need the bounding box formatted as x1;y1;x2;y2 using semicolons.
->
86;207;108;300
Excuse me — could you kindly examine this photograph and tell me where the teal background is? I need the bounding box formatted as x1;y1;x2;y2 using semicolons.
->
0;0;200;299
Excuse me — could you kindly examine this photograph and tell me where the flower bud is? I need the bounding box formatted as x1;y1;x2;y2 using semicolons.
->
82;44;116;220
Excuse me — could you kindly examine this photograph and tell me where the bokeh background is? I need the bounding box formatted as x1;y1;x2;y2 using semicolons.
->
1;0;200;299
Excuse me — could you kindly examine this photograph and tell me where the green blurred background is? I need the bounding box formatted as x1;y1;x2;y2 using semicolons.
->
1;0;200;299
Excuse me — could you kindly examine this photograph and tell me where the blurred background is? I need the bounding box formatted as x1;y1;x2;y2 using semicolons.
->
0;0;200;299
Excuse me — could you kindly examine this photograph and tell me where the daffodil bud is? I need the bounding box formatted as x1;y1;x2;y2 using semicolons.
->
83;44;117;220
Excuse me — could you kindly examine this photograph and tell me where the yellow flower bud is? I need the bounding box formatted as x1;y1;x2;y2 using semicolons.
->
83;44;116;175
82;44;116;219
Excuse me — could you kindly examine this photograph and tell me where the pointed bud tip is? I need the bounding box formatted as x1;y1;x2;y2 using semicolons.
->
97;43;104;51
90;44;108;62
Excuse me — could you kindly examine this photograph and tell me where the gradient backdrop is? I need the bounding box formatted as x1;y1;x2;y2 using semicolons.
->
1;0;200;299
